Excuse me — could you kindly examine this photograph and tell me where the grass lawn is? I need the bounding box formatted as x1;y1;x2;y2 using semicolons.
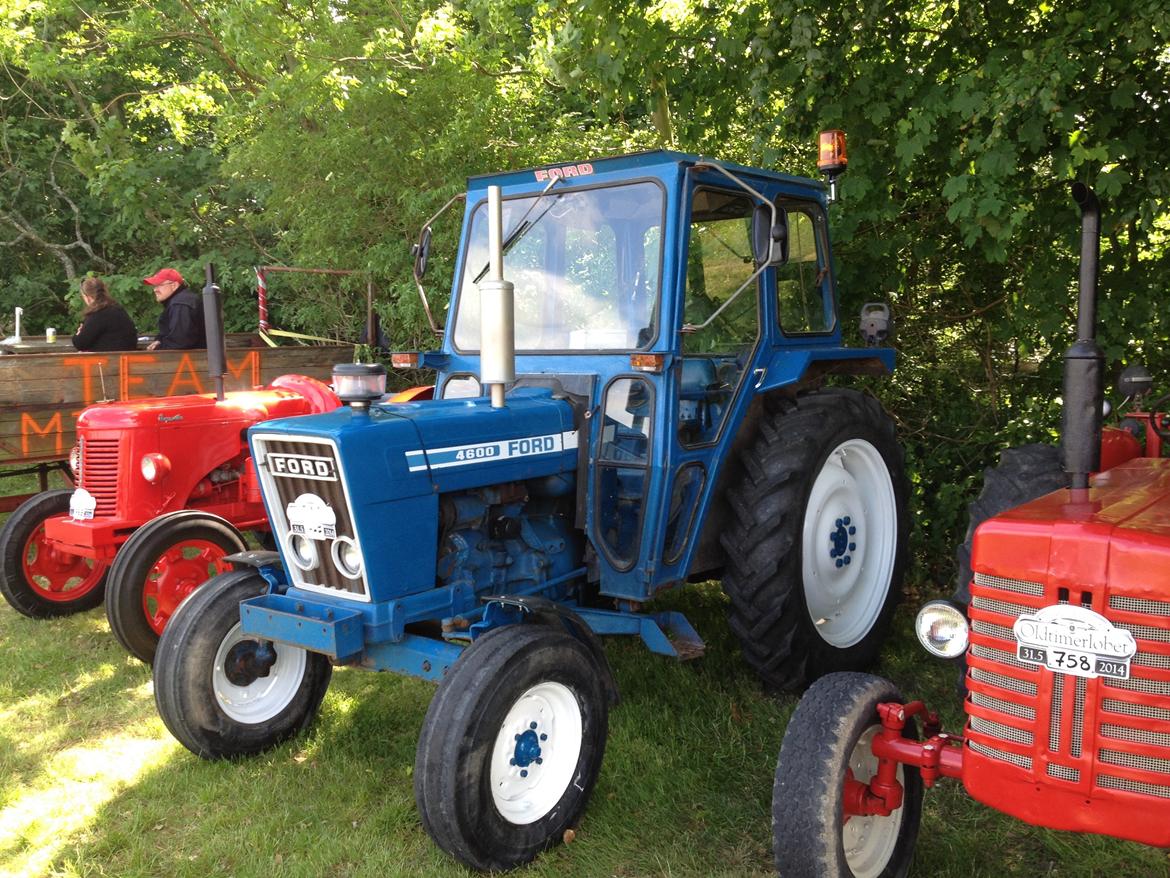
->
0;474;1166;877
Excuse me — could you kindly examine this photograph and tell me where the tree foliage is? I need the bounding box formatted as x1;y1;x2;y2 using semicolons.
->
1;0;1167;574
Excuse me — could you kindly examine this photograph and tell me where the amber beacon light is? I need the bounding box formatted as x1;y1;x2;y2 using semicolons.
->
817;129;848;202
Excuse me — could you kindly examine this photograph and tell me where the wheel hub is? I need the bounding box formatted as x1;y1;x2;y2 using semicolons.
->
510;724;545;775
827;516;858;568
223;640;277;686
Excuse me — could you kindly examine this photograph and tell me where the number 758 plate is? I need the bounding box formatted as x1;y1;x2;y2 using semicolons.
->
1012;605;1137;681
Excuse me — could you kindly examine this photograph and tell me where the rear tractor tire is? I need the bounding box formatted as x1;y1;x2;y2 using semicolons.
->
0;489;109;618
773;672;922;878
105;511;246;664
721;389;908;691
415;624;609;872
153;569;332;759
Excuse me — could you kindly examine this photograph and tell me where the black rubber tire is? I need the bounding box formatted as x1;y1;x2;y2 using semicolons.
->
153;569;332;759
415;624;609;871
773;672;922;878
105;511;247;664
0;489;108;618
720;389;909;692
953;444;1065;606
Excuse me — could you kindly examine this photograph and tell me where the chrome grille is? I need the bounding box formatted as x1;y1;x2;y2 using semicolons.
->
1110;596;1170;617
79;437;120;517
974;572;1044;597
1132;651;1170;670
1100;748;1170;775
971;619;1014;641
970;642;1032;672
969;740;1032;770
1099;775;1170;799
1047;764;1080;782
1116;621;1170;643
1101;723;1170;748
970;691;1035;721
1104;676;1170;696
1071;676;1086;758
1102;697;1170;722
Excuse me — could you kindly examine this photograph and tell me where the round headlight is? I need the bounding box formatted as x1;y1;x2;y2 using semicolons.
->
69;443;82;478
915;601;970;659
330;535;362;579
140;453;171;483
288;534;319;571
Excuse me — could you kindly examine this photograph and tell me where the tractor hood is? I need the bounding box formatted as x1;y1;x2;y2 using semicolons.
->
76;389;316;431
972;457;1170;601
248;388;579;600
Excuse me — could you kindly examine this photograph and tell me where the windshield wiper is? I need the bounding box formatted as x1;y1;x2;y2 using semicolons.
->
472;176;562;284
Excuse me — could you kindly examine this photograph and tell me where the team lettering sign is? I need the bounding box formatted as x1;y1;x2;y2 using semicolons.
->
534;163;594;183
267;452;338;481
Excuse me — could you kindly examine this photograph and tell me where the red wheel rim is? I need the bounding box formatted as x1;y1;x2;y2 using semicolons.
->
142;539;234;635
21;522;107;602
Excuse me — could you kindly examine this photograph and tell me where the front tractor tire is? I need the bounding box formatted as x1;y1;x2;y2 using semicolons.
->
773;673;922;878
415;624;609;872
721;389;908;691
105;511;246;663
0;489;109;618
153;569;332;759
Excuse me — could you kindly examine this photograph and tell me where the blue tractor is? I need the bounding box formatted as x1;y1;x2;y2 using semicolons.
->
153;135;909;871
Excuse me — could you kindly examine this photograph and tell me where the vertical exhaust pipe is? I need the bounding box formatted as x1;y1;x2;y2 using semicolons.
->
1061;183;1103;490
203;263;227;402
479;185;516;409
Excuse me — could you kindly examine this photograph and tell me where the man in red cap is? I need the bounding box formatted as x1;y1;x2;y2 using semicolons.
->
143;268;205;350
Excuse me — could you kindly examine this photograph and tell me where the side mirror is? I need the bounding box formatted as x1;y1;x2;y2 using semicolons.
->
413;226;432;278
751;202;788;266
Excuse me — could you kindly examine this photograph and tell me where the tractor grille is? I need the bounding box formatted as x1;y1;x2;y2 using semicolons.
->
79;438;121;517
252;435;368;599
966;572;1170;803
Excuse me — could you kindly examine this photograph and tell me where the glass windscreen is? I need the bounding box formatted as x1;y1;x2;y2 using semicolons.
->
452;181;663;352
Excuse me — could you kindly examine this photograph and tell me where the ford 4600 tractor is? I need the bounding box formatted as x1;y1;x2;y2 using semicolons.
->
154;136;909;871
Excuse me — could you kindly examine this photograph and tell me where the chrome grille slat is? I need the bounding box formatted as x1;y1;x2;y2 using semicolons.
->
970;691;1035;721
973;572;1045;596
1110;596;1170;616
1049;674;1064;752
1104;675;1170;697
1101;723;1170;749
1071;676;1086;758
1115;622;1170;643
971;595;1038;618
970;667;1037;697
1132;652;1170;670
970;643;1033;672
1047;764;1080;782
969;740;1032;770
970;716;1033;746
1099;774;1170;799
1100;748;1170;775
971;619;1014;641
1101;698;1170;722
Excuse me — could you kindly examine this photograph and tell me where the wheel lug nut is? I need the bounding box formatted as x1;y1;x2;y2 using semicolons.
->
520;770;528;778
529;722;537;730
540;733;547;740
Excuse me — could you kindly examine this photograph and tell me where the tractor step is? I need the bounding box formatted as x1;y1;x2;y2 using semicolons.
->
576;607;706;660
239;592;365;662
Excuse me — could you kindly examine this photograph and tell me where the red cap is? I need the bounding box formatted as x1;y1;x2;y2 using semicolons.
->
144;268;184;286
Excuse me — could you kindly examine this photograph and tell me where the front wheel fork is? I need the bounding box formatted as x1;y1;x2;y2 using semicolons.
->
844;700;965;818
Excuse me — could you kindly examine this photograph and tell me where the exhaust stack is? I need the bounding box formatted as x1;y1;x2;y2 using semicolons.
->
1061;182;1104;490
202;263;227;402
479;185;516;409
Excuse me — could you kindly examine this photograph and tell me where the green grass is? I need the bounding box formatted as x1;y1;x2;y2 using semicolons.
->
0;474;1167;877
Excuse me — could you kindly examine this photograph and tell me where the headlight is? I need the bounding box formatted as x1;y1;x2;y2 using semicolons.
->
69;443;82;478
140;453;171;483
915;601;970;658
330;535;363;579
288;534;319;571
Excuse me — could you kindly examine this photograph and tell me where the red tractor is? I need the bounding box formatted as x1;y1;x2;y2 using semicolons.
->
772;183;1170;876
0;270;344;662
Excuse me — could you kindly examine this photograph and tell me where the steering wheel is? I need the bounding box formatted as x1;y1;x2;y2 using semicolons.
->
1150;392;1170;442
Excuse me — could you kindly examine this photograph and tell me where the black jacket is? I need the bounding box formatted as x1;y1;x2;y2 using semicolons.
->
72;304;138;352
156;286;206;350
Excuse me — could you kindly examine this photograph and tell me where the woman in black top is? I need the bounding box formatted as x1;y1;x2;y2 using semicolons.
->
72;277;138;351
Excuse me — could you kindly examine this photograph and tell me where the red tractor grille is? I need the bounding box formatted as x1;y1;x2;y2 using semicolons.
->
967;572;1170;803
80;438;121;517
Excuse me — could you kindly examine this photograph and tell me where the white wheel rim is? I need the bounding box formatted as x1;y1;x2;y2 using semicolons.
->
489;681;583;825
212;622;308;724
843;726;905;878
801;438;897;647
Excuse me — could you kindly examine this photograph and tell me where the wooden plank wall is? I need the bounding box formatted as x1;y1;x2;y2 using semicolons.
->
0;341;350;466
